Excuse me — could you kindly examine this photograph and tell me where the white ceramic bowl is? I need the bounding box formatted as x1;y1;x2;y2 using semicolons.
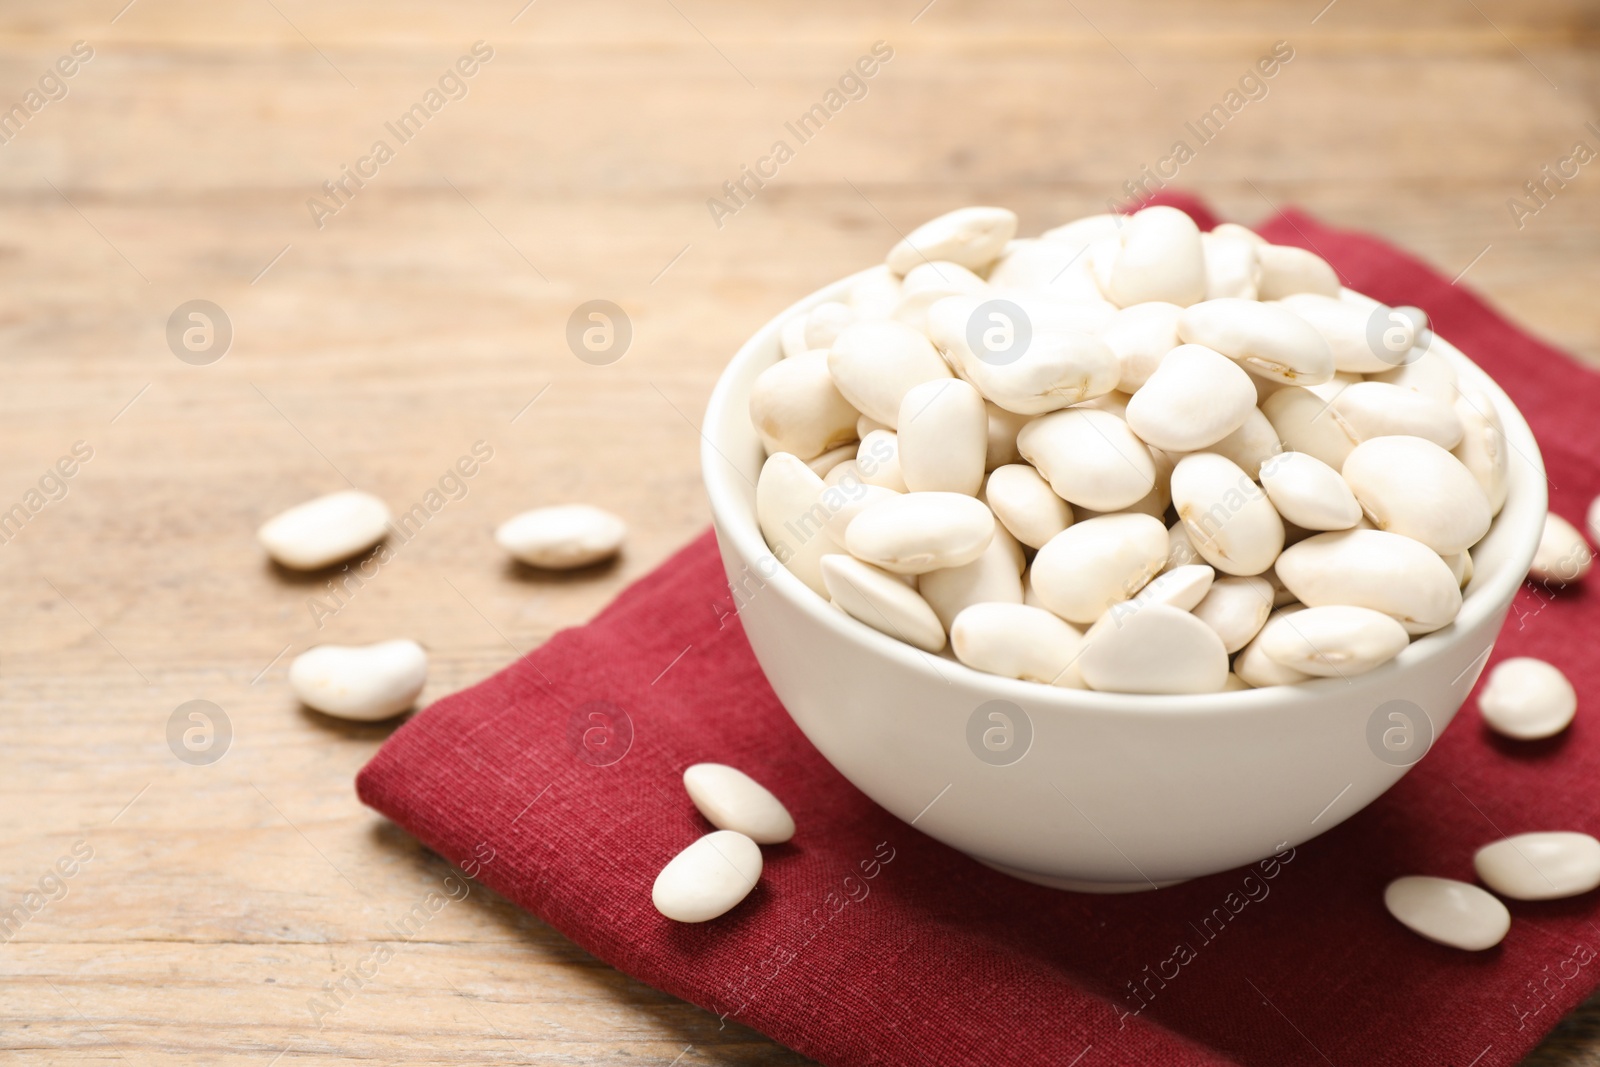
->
701;272;1546;891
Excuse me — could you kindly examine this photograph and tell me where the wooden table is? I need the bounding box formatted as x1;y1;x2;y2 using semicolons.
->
2;1;1596;1063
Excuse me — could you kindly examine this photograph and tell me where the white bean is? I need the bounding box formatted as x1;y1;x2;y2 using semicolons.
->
1201;231;1261;300
918;526;1025;630
1165;519;1201;570
258;490;391;571
1342;435;1491;555
856;430;908;492
1016;408;1156;512
1261;384;1355;470
749;351;860;461
985;463;1072;549
1277;292;1413;373
987;238;1104;297
1177;298;1334;385
1077;603;1228;694
1258;451;1361;531
1191;575;1274;653
1255;244;1341;300
1234;607;1314;688
821;554;946;652
652;830;763;923
903;260;987;295
804;301;856;350
1371;346;1459;405
927;295;1118;415
496;504;628;569
827;319;952;427
844;491;995;575
1478;657;1576;740
779;314;809;359
897;379;988;496
847;265;902;319
1104;205;1207;308
1206;407;1283;480
1330;381;1463;450
289;639;427;721
806;443;858;478
1039;213;1124;248
893;261;986;334
1029;513;1168;624
1474;832;1600;901
1383;876;1509;951
821;480;900;543
1274;529;1463;634
1171;453;1285;576
983;402;1031;471
683;764;795;844
856;413;891;439
1125;344;1257;452
1531;513;1593;585
1113;563;1214;616
1452;392;1510;516
1257;604;1409;677
1101;301;1183;392
950;602;1085;686
756;453;833;595
887;206;1018;275
823;459;861;487
1210;222;1266;247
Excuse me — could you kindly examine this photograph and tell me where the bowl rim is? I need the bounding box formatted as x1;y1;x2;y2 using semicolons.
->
701;268;1548;718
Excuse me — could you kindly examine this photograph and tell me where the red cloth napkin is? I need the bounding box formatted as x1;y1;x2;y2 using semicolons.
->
357;195;1600;1067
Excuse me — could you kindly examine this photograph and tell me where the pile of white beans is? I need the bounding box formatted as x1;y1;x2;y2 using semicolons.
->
752;204;1513;694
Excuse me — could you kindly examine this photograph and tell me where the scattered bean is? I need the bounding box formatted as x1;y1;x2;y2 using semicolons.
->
652;830;763;923
683;763;796;844
288;639;427;721
1478;657;1576;740
1474;832;1600;901
258;490;391;571
1531;513;1592;585
497;504;628;570
1383;876;1510;951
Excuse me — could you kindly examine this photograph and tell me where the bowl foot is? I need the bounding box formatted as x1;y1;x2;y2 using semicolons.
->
974;857;1188;893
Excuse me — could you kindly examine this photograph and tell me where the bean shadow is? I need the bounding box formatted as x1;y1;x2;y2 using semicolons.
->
500;555;623;585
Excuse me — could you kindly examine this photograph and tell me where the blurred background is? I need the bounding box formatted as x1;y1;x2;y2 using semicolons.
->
2;1;1597;1063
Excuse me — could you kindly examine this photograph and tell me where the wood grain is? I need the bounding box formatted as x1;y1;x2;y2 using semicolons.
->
0;0;1596;1063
